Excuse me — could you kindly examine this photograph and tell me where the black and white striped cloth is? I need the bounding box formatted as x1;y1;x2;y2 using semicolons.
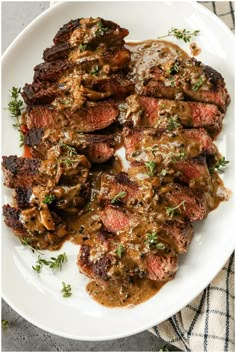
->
151;2;235;352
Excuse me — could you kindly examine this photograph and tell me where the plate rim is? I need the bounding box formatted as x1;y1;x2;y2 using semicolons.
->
1;0;235;341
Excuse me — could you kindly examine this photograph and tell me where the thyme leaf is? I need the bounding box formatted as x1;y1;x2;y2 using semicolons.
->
111;191;127;204
192;76;204;91
96;21;108;36
159;28;200;43
21;237;43;255
145;161;157;176
166;201;186;218
43;194;56;205
61;282;72;298
32;253;68;273
115;244;125;258
8;87;24;146
2;320;9;329
60;143;77;157
214;157;230;173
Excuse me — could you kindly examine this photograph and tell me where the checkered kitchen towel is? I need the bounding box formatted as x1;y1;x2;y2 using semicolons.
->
151;254;234;352
151;2;235;352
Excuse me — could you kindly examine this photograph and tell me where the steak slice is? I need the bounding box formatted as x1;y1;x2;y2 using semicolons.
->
123;127;217;163
2;156;40;188
142;58;230;112
2;155;90;189
99;205;137;233
120;94;224;137
161;183;208;222
146;252;178;281
161;220;193;254
22;82;58;105
26;101;118;132
2;205;67;250
14;187;32;209
174;157;211;190
33;60;72;82
100;172;140;205
44;18;129;62
24;128;115;164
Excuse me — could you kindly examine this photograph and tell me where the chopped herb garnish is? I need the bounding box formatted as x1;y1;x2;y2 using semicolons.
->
167;116;181;131
145;232;165;250
78;43;87;51
166;201;186;218
91;65;99;75
159;28;200;43
62;158;79;167
8;87;24;146
96;21;108;36
214;157;230;173
32;253;68;273
192;76;204;91
2;320;9;329
159;344;169;352
60;143;77;157
43;194;56;205
115;244;125;258
61;282;72;298
111;191;127;204
160;169;167;177
21;237;43;255
171;149;186;162
167;61;180;75
145;161;156;176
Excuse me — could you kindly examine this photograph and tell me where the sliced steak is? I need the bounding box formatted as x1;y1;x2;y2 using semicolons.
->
2;205;67;250
100;172;140;205
120;94;224;137
33;59;72;82
26;101;118;132
142;58;230;112
14;187;32;209
2;156;40;188
161;220;193;254
161;183;208;221
146;252;178;281
123;127;217;163
99;205;137;233
22;82;58;105
24;128;115;164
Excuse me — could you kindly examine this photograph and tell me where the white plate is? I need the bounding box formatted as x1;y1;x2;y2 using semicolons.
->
2;1;235;341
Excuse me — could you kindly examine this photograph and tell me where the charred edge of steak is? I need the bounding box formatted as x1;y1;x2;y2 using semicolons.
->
2;204;24;234
85;134;114;144
115;172;138;188
53;18;82;44
203;65;223;86
2;156;40;176
43;42;71;62
14;187;32;209
22;82;57;105
79;245;111;282
33;60;72;82
24;128;44;147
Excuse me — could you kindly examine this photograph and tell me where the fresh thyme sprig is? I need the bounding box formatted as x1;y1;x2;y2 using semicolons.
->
115;244;125;258
214;157;230;173
111;191;127;204
8;87;24;146
32;253;68;273
192;76;204;91
2;320;9;329
166;201;186;218
145;232;165;250
91;65;99;76
21;237;43;255
167;116;181;131
78;43;87;51
42;194;56;205
145;161;157;176
96;21;108;36
61;282;72;298
158;28;200;43
60;143;77;157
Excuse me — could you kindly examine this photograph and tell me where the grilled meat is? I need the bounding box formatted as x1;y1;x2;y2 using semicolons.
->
2;154;90;189
142;58;230;112
25;101;118;132
123;127;217;164
119;94;224;137
3;204;67;250
24;128;115;163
